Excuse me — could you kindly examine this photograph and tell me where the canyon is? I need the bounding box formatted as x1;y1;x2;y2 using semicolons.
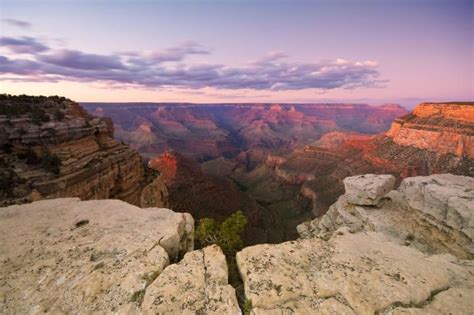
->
83;101;473;241
83;102;407;162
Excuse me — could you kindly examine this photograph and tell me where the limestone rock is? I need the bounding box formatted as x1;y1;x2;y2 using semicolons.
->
0;198;194;314
237;232;474;315
399;174;474;240
343;174;396;205
298;174;474;259
142;245;240;314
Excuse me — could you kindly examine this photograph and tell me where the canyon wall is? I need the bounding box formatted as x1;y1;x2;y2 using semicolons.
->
261;102;474;216
83;102;407;161
0;95;168;207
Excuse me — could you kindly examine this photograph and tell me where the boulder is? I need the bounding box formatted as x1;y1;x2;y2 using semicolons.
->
399;174;474;240
298;174;474;259
343;174;396;206
142;245;240;314
0;198;194;314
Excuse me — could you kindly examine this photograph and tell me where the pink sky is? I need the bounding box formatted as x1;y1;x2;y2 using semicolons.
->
0;0;472;107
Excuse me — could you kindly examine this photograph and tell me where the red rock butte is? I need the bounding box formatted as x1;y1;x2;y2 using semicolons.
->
386;102;474;158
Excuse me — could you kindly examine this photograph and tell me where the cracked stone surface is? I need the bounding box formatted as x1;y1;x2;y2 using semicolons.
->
141;244;240;314
0;198;194;314
237;231;474;315
298;174;474;259
240;174;474;314
343;174;396;206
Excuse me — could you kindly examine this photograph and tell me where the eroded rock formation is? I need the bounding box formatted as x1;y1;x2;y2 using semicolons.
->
258;102;474;216
83;102;407;161
0;95;168;207
142;245;240;314
237;174;474;314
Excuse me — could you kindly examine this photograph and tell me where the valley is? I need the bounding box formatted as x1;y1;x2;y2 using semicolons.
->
82;102;410;242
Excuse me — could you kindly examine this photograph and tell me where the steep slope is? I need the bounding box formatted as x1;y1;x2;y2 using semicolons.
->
366;102;474;176
148;150;285;244
0;95;168;207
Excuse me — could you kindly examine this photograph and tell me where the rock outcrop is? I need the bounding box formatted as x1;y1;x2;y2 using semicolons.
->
0;198;193;314
0;95;168;208
142;245;240;314
237;174;474;314
343;174;395;206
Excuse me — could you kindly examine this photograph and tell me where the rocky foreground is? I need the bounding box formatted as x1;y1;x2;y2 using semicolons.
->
0;173;473;314
239;174;474;314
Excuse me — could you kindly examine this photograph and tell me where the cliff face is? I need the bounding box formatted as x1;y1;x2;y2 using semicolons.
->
385;102;474;157
0;95;168;207
248;102;474;217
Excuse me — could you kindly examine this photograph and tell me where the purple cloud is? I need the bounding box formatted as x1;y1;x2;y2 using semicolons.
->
39;49;126;70
0;36;49;54
127;41;210;66
2;18;31;29
0;36;382;91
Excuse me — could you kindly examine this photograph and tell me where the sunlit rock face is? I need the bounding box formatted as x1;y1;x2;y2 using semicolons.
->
238;174;474;315
386;102;474;157
0;198;194;314
0;96;167;207
257;102;474;216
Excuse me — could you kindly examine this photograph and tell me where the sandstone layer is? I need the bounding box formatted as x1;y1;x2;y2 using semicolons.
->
0;95;168;208
0;198;193;314
237;174;474;314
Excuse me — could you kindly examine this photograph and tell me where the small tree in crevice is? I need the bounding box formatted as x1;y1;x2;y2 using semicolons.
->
195;211;247;286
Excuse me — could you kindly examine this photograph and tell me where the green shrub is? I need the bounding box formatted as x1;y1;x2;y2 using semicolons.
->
195;211;247;287
243;299;253;315
195;211;247;256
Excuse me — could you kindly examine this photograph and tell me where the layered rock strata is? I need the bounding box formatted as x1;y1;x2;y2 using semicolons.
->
0;96;168;207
